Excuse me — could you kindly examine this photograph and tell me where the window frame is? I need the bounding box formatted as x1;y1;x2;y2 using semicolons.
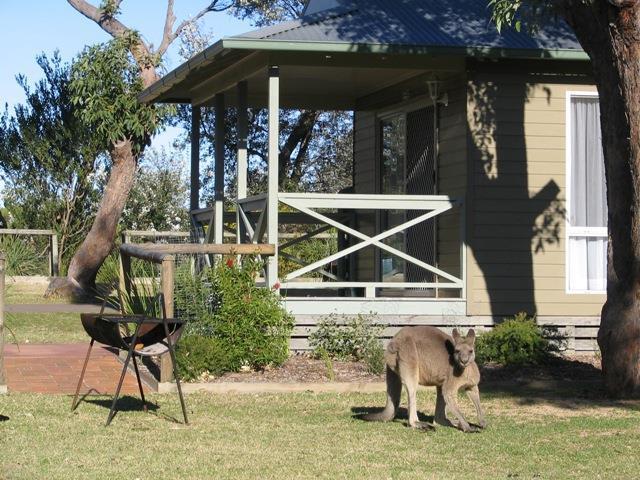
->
565;90;607;295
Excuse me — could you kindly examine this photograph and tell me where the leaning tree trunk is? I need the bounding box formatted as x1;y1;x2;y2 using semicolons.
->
46;140;138;298
563;1;640;397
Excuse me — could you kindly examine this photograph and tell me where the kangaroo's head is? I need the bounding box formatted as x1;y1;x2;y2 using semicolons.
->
451;328;476;369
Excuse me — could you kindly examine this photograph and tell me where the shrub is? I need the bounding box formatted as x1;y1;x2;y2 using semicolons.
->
175;256;294;378
95;251;120;286
309;314;384;373
176;336;242;381
362;340;385;375
475;312;565;366
0;235;46;276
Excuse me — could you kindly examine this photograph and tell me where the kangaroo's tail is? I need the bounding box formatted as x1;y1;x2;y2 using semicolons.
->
361;364;402;422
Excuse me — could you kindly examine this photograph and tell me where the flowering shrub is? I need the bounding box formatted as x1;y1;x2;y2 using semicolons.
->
175;256;294;380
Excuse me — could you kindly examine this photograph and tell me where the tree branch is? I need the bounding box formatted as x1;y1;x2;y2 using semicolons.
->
67;0;135;42
156;0;233;57
67;0;158;85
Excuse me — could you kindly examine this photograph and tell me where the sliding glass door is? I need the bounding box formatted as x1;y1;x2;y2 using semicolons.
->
379;104;437;284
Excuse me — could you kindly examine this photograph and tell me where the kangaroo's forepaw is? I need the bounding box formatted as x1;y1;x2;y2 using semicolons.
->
478;419;487;429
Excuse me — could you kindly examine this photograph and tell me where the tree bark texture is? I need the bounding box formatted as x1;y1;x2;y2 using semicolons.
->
66;141;137;289
562;0;640;397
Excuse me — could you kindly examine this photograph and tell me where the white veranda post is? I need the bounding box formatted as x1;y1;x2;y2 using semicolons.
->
236;81;248;245
214;93;225;245
267;66;280;288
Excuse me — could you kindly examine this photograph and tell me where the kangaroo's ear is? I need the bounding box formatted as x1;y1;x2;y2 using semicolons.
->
466;329;476;345
452;328;461;342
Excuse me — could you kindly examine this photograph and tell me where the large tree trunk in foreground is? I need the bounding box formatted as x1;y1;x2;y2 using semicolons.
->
563;1;640;397
46;141;138;297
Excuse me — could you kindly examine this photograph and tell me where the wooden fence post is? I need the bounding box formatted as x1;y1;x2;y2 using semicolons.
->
50;233;59;277
0;252;6;394
160;256;175;383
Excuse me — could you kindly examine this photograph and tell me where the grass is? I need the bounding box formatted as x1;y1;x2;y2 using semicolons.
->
1;390;640;479
3;281;90;344
4;281;69;305
4;313;86;344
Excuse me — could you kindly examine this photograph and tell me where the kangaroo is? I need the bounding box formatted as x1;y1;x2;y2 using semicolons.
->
362;326;486;433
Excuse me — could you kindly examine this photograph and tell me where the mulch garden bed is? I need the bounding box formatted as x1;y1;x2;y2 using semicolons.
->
195;353;602;385
207;354;386;384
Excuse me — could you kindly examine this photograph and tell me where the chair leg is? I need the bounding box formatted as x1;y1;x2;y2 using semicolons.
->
132;356;147;412
162;321;188;425
71;339;94;411
105;324;142;427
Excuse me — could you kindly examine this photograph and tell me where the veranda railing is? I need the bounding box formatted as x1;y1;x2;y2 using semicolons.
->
237;193;466;299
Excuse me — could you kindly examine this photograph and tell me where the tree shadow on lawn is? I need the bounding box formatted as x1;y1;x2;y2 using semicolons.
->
353;356;640;419
479;356;640;411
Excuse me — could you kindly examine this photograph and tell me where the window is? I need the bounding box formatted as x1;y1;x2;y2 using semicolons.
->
566;93;607;293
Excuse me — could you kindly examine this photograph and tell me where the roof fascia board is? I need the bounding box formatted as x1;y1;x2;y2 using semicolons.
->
222;37;589;61
138;40;226;103
191;52;269;107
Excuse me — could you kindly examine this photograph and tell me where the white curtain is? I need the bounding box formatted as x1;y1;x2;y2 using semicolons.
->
568;237;607;291
568;96;607;292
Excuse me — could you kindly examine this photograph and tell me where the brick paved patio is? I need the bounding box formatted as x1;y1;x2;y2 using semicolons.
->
4;343;143;395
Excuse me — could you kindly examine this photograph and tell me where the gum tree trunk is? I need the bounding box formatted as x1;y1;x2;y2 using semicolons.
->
70;141;137;290
47;140;138;296
562;1;640;397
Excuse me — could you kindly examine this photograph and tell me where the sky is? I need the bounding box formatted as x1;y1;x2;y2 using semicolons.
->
0;1;254;157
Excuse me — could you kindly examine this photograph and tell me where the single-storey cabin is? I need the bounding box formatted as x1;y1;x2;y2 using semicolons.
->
140;0;604;351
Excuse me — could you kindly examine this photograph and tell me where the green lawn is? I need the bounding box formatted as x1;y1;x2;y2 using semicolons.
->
4;282;68;305
5;313;86;344
3;282;89;344
1;390;639;479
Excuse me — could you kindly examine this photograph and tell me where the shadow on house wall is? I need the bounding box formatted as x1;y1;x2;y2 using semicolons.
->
467;68;565;317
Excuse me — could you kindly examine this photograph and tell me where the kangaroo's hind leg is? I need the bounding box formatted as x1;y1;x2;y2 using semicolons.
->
400;360;434;431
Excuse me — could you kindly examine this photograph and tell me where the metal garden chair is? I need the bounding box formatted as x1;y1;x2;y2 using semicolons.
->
71;293;188;426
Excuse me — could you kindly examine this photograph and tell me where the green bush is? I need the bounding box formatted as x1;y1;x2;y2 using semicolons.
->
309;314;384;373
0;235;47;276
175;256;294;378
362;341;385;375
176;336;242;381
475;312;565;366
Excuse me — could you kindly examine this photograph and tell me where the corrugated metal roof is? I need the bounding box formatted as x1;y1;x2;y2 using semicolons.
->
235;0;581;52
